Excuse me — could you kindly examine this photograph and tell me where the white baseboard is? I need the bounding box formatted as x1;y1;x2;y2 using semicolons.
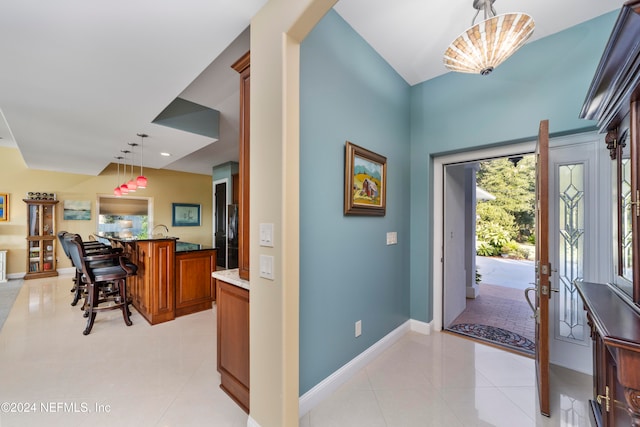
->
8;267;74;281
299;320;417;417
409;319;432;335
246;415;260;427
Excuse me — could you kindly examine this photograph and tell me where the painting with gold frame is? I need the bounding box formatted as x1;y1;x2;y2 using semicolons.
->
0;193;8;221
344;141;386;216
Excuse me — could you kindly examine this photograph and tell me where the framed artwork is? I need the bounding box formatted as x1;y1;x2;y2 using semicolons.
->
344;141;387;216
172;203;201;226
63;200;91;220
0;193;8;221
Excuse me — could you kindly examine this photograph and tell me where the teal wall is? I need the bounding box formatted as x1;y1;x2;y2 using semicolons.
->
299;7;619;395
408;10;618;322
300;10;411;394
212;161;238;200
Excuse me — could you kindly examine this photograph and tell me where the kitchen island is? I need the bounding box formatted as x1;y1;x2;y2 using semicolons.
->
105;237;216;325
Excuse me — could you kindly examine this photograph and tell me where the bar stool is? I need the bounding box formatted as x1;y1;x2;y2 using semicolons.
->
66;233;137;335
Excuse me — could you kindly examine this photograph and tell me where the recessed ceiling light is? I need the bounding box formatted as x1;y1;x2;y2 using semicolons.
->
160;152;171;157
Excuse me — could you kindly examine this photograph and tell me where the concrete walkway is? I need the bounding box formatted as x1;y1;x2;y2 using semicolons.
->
476;255;535;290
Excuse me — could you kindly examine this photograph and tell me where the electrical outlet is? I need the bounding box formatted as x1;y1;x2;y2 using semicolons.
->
355;320;362;337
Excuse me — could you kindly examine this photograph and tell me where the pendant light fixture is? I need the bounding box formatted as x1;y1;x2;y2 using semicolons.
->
113;156;124;197
119;149;130;195
136;133;148;189
127;143;138;192
443;0;534;75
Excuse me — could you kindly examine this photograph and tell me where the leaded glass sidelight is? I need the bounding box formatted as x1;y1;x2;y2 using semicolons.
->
621;157;633;281
557;164;585;341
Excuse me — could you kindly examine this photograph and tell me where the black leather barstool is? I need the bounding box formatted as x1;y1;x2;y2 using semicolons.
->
57;231;122;307
66;233;137;335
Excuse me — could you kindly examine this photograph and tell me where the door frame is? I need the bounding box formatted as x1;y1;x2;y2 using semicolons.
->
432;131;608;364
432;141;535;332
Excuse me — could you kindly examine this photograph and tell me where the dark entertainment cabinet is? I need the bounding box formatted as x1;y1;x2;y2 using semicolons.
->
578;1;640;425
576;282;640;426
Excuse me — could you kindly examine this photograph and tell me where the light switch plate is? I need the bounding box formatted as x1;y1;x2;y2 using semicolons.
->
259;254;274;280
259;223;274;247
386;232;397;245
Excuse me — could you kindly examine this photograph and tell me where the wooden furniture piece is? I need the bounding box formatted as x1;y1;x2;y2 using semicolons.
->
175;248;216;316
576;282;640;426
213;270;250;413
580;0;640;302
23;199;59;279
128;238;176;325
106;237;216;325
232;51;250;281
578;3;640;425
66;233;137;335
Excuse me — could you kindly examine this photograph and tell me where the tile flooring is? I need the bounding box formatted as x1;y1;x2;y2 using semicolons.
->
0;274;593;426
451;283;536;343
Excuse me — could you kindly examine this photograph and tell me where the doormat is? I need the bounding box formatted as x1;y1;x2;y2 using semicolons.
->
447;323;535;354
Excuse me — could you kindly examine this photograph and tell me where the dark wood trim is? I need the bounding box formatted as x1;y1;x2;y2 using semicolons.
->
580;1;640;130
232;51;250;281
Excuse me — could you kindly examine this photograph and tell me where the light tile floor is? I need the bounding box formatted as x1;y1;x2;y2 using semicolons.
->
0;274;593;427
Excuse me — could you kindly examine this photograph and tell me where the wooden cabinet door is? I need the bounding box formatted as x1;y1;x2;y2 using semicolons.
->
216;279;249;412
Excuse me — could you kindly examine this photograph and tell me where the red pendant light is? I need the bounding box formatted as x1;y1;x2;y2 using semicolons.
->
136;133;148;189
113;156;124;197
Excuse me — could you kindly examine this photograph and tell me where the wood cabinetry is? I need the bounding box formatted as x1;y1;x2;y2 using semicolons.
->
232;51;250;281
23;199;58;279
129;239;176;325
175;249;216;316
215;277;250;413
576;282;640;426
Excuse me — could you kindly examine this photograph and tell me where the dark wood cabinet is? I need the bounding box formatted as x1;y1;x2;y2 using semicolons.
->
216;278;249;412
576;282;640;426
175;249;216;316
231;51;250;281
24;199;58;279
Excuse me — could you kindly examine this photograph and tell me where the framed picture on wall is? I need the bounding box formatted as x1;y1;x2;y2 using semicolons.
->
63;200;91;220
344;141;387;216
0;193;8;221
172;203;201;226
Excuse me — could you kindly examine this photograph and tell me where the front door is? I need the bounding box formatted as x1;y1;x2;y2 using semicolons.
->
534;119;551;416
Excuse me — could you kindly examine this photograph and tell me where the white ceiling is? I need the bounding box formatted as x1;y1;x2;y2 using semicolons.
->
0;0;620;176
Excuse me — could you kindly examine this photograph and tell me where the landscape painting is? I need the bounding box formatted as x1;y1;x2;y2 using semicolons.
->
344;141;387;216
63;200;91;220
0;193;7;221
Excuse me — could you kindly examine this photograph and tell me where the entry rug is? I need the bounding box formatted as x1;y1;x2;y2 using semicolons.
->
447;323;535;354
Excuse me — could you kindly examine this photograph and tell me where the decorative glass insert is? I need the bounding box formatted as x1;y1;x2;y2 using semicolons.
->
557;164;585;341
621;158;633;281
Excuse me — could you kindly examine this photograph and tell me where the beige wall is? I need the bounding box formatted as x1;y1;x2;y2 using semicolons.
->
250;1;336;425
0;146;213;276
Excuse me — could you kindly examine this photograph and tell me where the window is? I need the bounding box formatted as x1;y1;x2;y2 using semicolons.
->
96;196;152;240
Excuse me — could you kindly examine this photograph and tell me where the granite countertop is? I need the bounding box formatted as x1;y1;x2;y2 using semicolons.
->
212;268;250;291
175;241;214;253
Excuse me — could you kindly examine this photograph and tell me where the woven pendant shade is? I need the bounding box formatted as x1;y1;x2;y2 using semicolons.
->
444;9;534;75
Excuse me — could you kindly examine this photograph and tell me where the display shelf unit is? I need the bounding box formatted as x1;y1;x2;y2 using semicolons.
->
23;199;59;279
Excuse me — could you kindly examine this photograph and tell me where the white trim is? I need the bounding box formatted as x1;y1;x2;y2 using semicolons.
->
409;319;432;335
299;320;418;417
246;416;261;427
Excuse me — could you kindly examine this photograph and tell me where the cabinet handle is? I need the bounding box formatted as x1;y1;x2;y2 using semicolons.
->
596;385;610;412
